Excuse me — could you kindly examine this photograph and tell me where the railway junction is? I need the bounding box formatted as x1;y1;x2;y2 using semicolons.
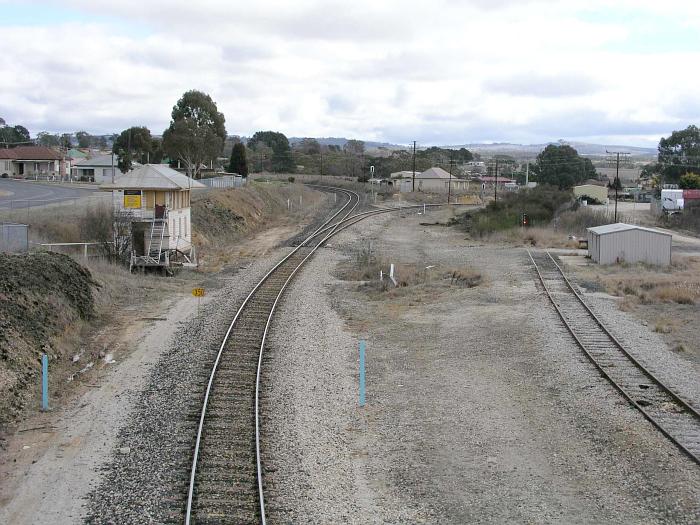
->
1;186;698;524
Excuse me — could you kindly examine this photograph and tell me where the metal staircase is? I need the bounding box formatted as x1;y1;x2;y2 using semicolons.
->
146;218;167;263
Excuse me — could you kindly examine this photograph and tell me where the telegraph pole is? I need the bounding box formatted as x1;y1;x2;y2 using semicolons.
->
606;150;630;222
448;150;453;204
412;141;416;192
494;158;500;203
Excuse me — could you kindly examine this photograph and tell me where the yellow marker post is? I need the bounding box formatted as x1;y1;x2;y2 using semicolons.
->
192;287;205;316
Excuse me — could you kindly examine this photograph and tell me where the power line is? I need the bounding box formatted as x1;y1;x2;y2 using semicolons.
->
606;149;630;222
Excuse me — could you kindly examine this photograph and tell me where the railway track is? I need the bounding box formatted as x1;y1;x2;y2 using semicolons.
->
185;187;360;525
185;188;473;524
528;249;700;466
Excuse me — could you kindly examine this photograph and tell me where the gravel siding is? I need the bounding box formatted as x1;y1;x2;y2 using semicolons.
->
264;208;700;524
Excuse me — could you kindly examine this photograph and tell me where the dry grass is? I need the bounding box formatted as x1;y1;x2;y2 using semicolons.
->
485;226;579;248
337;246;484;301
588;257;700;306
192;182;328;270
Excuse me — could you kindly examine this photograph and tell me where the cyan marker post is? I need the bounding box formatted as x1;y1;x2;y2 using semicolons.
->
41;354;48;411
359;340;366;407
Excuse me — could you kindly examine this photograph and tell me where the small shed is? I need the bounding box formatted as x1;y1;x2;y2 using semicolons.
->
587;223;672;266
574;184;608;204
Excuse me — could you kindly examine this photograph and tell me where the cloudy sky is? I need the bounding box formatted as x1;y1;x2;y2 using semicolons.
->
1;0;699;147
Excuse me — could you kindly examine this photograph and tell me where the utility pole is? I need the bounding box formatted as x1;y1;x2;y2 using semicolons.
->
412;141;416;192
448;150;453;204
494;158;500;203
525;161;529;186
606;150;629;222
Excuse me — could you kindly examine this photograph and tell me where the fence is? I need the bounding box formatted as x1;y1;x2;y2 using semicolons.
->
200;175;247;189
0;223;29;253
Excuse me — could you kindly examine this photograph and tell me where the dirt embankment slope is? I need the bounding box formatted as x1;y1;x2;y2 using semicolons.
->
192;182;328;269
0;253;97;428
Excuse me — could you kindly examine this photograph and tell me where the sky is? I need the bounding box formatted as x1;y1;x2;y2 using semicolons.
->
1;0;699;147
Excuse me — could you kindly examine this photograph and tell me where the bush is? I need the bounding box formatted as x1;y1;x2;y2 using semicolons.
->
287;176;295;183
454;185;573;236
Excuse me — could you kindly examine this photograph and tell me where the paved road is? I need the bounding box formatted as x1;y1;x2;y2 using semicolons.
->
0;179;96;209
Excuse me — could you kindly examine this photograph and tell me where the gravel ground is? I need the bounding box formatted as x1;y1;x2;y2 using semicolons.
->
83;249;293;523
263;207;700;524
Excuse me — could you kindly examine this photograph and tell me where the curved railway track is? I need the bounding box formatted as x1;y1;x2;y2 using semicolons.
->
185;187;473;524
185;187;360;524
528;249;700;466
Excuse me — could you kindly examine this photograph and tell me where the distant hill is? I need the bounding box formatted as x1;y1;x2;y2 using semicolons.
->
446;140;657;159
288;137;402;149
266;135;658;159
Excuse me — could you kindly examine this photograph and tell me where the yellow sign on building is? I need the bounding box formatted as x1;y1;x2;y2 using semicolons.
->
123;190;142;208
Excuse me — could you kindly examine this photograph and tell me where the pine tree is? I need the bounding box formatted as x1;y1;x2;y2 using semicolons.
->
228;142;249;176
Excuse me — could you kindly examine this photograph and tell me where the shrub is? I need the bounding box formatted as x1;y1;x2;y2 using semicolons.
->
454;185;573;236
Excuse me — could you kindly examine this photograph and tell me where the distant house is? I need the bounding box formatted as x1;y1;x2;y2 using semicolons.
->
390;170;417;179
474;176;516;186
74;154;134;183
399;167;469;193
0;146;65;179
574;184;608;204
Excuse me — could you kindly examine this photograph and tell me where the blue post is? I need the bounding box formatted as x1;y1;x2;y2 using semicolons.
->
41;354;48;411
359;340;366;407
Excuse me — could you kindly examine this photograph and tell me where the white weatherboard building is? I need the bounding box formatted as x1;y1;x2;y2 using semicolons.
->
397;167;469;193
74;154;134;183
101;164;206;270
587;223;672;266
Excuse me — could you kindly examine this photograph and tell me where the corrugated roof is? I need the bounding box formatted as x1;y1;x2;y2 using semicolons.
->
75;154;135;167
100;164;206;190
587;223;672;237
390;170;416;179
0;146;62;160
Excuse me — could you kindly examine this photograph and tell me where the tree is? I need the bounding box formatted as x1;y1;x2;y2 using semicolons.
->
344;139;365;156
247;131;294;172
36;132;60;147
531;144;596;189
76;131;91;148
228;142;248;176
60;133;73;148
297;138;321;155
0;121;31;146
680;172;700;189
658;125;700;183
112;126;153;172
14;125;30;142
162;90;226;179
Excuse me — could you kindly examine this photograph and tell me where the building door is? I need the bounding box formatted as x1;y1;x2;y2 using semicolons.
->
18;163;24;175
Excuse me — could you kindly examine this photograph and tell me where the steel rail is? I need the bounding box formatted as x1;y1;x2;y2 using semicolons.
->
528;249;700;466
184;187;359;525
253;193;360;524
187;188;468;524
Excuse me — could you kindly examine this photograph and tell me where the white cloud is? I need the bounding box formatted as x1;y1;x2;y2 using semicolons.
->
0;0;698;146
